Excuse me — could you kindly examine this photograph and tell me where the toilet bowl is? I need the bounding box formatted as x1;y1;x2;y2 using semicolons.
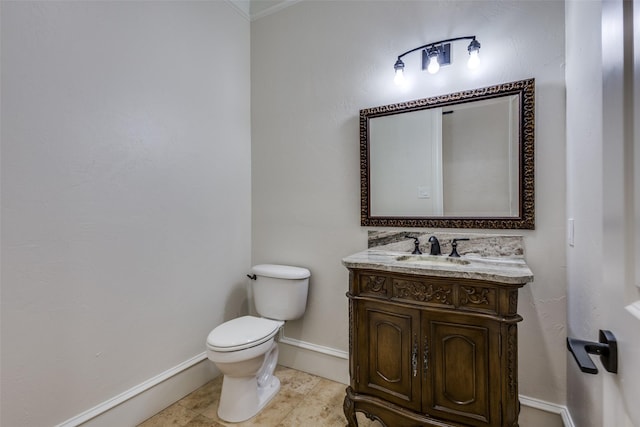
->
206;264;310;422
206;316;284;422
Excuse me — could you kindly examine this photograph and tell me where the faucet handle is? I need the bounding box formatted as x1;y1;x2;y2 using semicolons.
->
405;236;422;255
449;238;470;257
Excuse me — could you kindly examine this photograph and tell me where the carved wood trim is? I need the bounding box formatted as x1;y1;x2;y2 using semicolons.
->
459;286;490;305
361;274;387;296
392;279;452;305
507;324;517;397
349;297;353;373
508;290;519;314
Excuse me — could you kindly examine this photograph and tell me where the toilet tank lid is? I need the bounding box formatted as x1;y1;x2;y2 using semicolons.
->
251;264;310;279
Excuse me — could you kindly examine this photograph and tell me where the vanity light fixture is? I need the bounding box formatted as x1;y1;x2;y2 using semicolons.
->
393;35;481;85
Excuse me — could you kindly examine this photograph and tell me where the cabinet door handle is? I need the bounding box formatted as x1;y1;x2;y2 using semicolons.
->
412;335;418;377
423;336;429;375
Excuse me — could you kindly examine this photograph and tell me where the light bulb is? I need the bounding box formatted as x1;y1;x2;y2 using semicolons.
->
394;68;405;86
427;55;440;74
393;58;405;86
467;49;480;69
467;39;481;70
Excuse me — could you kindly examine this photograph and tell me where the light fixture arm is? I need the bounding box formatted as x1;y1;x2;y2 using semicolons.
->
395;35;478;62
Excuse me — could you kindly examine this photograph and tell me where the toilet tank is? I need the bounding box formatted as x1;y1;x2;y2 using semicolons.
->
250;264;310;320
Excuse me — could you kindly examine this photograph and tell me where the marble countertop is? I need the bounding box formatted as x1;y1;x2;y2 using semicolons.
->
342;249;534;285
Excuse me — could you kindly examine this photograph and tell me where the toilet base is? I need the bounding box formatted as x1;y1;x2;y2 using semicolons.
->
217;374;280;422
217;343;281;423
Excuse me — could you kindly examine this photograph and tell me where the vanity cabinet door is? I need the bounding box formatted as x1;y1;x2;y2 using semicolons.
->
423;312;501;426
356;300;422;412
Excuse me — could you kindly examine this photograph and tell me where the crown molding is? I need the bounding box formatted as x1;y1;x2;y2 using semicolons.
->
250;0;303;21
225;0;251;21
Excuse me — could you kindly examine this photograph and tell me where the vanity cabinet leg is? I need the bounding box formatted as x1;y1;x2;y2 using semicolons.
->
343;388;358;426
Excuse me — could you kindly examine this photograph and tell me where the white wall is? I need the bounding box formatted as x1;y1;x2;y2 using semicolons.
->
0;2;251;426
251;0;567;407
443;99;515;216
565;3;604;426
566;1;640;426
370;109;442;216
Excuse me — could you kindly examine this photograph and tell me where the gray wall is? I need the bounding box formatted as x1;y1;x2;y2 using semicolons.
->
251;0;567;405
1;2;251;425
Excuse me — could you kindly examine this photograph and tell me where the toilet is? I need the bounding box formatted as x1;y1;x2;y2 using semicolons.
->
206;264;310;422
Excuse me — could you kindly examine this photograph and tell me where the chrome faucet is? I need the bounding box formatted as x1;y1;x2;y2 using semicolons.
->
428;236;441;255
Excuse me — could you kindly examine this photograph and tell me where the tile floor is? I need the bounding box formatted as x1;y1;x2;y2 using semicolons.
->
138;366;381;427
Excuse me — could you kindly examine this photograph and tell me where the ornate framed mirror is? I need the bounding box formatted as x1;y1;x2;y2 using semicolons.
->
360;78;534;229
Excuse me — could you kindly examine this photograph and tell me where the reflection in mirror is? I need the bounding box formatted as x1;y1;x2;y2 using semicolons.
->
361;79;534;229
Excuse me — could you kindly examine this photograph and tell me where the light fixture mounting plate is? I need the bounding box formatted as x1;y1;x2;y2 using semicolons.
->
421;43;451;70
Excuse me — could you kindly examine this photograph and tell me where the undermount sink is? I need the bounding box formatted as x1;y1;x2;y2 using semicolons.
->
395;254;471;265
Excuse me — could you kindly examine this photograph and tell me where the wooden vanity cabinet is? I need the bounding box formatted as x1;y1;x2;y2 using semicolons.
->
344;268;525;427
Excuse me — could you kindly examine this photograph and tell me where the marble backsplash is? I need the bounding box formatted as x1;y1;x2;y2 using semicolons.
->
368;230;525;258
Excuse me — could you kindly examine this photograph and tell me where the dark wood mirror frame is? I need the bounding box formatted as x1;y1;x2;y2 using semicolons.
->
360;78;535;229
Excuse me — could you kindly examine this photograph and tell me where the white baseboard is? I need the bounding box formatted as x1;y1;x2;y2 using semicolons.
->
278;330;348;360
55;338;575;427
56;353;218;427
519;395;575;427
561;409;576;427
277;333;349;385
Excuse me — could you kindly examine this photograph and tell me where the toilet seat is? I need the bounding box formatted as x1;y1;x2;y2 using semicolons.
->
207;316;283;352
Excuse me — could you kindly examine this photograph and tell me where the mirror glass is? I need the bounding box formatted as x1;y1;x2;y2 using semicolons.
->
361;79;534;229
